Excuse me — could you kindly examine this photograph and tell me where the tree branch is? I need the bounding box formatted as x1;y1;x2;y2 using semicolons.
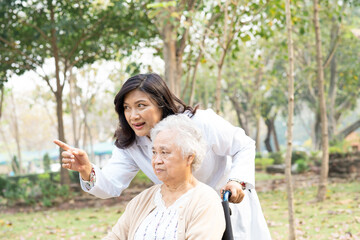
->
323;34;340;69
0;36;43;69
239;1;269;25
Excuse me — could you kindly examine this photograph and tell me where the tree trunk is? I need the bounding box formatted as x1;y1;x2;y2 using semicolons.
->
163;26;178;96
229;95;250;135
189;52;201;106
271;115;280;152
328;17;339;141
314;110;322;150
0;126;13;162
69;72;79;148
336;119;360;140
49;0;70;185
314;0;329;202
264;118;273;153
10;91;22;174
285;0;296;238
0;85;4;119
215;65;223;114
255;117;261;152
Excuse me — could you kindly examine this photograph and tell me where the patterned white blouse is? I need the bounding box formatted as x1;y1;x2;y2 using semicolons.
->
133;187;195;240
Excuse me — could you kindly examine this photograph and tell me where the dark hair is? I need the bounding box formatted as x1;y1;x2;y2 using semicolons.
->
114;73;196;149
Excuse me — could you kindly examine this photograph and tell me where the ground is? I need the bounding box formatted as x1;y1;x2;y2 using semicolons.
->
1;172;359;240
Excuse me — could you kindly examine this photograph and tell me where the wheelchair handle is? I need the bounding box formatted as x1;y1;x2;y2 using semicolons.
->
223;190;232;202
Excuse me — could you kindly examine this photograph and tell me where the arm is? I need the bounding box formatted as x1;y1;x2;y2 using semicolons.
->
196;109;255;203
81;147;140;199
54;139;139;199
203;109;255;188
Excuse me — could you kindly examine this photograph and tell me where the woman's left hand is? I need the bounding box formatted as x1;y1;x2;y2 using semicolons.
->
221;181;245;203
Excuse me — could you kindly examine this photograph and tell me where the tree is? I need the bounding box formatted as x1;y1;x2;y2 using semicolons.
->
313;0;329;202
43;153;51;172
8;91;23;174
146;0;198;96
199;0;269;114
284;0;296;238
0;0;155;184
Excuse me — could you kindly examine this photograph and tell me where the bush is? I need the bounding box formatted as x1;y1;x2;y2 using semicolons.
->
43;153;51;172
329;139;351;154
292;151;308;164
0;177;7;197
1;173;72;207
255;158;275;171
296;159;309;173
269;152;284;164
255;152;263;159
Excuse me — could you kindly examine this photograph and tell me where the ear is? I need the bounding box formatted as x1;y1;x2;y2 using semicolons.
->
186;154;195;166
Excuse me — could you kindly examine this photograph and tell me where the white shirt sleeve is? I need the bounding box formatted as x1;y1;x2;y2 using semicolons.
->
200;109;256;188
80;147;139;199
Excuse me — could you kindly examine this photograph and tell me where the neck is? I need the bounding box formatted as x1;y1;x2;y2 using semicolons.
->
163;175;197;193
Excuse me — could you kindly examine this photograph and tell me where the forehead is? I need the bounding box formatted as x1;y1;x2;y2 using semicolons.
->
153;130;177;148
124;89;152;103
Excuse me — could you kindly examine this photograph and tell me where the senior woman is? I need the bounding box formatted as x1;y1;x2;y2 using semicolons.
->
103;115;226;240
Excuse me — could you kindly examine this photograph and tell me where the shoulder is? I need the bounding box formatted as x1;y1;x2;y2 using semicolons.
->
193;182;221;203
191;109;217;122
191;109;232;128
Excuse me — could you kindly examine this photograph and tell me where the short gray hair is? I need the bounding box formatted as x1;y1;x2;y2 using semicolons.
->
150;114;206;171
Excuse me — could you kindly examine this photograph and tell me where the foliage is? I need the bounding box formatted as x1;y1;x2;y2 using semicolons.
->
42;153;51;172
11;155;19;174
291;150;308;164
255;158;275;170
329;139;351;154
295;159;309;173
268;152;284;164
0;173;74;207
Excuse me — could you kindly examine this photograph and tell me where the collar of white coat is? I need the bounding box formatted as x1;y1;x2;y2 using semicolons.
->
135;135;152;146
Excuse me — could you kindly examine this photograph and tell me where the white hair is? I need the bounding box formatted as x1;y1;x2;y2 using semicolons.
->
150;114;206;171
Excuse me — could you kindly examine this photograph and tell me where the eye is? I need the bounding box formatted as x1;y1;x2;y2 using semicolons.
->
138;103;146;107
124;105;130;110
161;150;169;155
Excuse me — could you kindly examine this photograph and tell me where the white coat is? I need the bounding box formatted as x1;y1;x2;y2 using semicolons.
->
80;109;272;240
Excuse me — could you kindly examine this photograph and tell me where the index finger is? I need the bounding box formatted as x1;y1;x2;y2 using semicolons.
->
53;139;73;151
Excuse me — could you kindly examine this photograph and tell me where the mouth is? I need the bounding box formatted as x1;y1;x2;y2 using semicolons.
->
132;122;145;130
155;168;164;174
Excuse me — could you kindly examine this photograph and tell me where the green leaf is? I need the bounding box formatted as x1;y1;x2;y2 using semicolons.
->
241;34;251;42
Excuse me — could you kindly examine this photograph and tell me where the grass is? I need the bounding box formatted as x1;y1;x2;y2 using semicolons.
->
1;174;359;240
255;171;285;181
259;181;360;240
0;205;122;239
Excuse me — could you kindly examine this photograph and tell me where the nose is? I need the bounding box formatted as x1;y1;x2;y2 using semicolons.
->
129;108;140;120
152;154;163;164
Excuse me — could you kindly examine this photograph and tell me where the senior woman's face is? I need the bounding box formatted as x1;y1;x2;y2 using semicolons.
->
123;89;162;137
152;130;192;184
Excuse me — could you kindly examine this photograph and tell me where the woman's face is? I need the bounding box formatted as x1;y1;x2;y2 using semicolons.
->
124;89;162;137
152;130;192;184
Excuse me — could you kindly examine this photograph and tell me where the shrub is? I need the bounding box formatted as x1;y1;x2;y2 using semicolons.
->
255;158;275;171
255;152;263;159
292;151;308;164
269;152;284;164
43;153;51;172
296;159;309;173
0;177;7;197
1;173;72;207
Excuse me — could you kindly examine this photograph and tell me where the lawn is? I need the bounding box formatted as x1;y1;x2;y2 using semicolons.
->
1;177;359;240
